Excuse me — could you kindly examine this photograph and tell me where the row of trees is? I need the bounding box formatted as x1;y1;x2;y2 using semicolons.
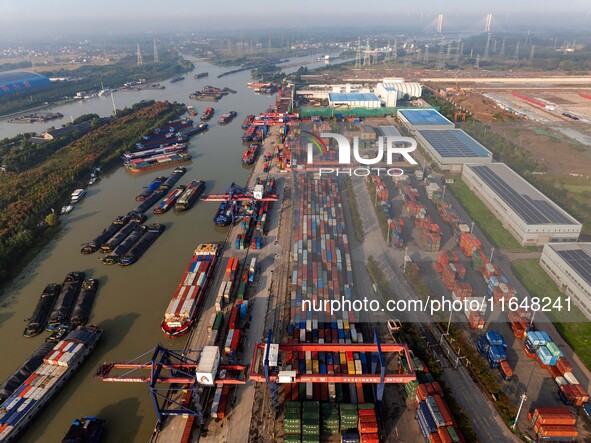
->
0;100;185;286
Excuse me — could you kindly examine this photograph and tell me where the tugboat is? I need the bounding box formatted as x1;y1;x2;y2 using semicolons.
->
61;416;105;443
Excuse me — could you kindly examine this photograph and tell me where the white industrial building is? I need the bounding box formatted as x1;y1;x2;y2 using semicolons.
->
327;93;381;108
375;78;422;108
462;163;582;246
540;243;591;320
414;129;493;173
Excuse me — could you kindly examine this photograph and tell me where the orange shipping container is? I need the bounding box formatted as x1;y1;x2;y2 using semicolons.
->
537;425;578;438
434;395;455;427
437;426;454;443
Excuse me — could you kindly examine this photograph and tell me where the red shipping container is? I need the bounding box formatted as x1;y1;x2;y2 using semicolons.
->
437;426;453;443
432;381;444;397
434;395;454;427
360;434;380;443
548;365;561;379
537;425;578;438
556;357;572;375
429;433;443;443
358;409;377;417
358;420;378;434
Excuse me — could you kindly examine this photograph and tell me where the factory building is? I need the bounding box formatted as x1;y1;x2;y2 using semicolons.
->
0;71;52;97
327;93;381;109
414;129;493;173
397;108;455;132
462;163;582;246
540;243;591;320
375;78;422;108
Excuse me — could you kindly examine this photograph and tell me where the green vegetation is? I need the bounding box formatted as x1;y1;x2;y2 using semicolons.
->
344;177;364;242
0;100;184;287
511;259;591;370
366;256;393;300
0;50;192;116
446;178;533;252
44;212;59;227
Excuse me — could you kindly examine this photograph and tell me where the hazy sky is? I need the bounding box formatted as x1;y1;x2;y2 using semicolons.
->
1;0;590;39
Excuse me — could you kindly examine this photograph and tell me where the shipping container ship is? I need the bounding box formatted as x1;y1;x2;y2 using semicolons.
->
46;272;85;330
23;284;61;338
125;152;192;172
0;325;103;442
153;185;186;214
242;144;259;165
200;107;214;121
174;180;206;212
118;223;165;266
218;111;237;125
135;176;166;202
161;244;220;338
135;134;188;151
61;416;105;443
69;279;99;328
180;122;208;138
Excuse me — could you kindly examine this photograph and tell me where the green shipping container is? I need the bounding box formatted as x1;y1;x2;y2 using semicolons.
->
447;426;460;443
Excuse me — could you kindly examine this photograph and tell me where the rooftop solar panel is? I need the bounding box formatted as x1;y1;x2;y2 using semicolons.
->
418;130;492;158
379;126;401;137
556;248;591;288
471;165;575;225
399;109;453;126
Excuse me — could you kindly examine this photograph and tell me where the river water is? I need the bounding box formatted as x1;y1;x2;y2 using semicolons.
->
0;53;335;442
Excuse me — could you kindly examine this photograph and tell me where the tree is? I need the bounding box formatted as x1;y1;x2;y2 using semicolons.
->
45;212;59;227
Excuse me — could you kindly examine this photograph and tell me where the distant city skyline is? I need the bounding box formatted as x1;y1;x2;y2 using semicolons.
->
1;0;590;39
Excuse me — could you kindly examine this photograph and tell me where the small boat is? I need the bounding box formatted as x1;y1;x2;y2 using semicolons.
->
242;144;259;165
61;205;74;215
88;176;97;185
70;189;87;204
186;106;198;117
201;107;214;121
242;115;255;129
194;72;208;79
62;416;105;443
218;111;237;125
45;325;72;343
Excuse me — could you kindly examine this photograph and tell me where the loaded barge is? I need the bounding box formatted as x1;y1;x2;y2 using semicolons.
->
161;244;220;338
218;111;237;125
46;273;85;331
174;180;205;212
153;186;186;215
119;223;165;266
61;416;105;443
23;284;61;338
0;326;103;442
200;107;214;121
69;279;99;328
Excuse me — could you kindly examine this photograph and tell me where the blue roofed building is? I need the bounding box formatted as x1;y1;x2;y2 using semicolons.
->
398;108;456;132
0;71;52;97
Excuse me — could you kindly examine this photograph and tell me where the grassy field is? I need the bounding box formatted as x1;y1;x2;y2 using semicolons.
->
447;179;534;252
512;259;591;371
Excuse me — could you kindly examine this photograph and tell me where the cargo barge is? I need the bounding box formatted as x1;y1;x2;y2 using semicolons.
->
61;416;105;443
242;126;255;142
200;107;214;121
242;115;255;129
169;76;185;83
213;200;233;227
242;144;259;165
180;122;208;138
125;152;192;172
23;284;61;338
218;111;237;125
161;244;220;338
194;72;208;79
135;176;166;202
69;279;99;328
135;135;188;151
99;218;144;253
119;223;165;266
46;272;85;330
153;185;186;214
80;214;133;254
174;180;206;212
0;325;103;442
102;228;145;265
122;143;188;161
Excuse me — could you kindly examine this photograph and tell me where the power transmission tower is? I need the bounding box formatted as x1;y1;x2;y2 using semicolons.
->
423;45;429;64
435;40;445;70
483;33;491;61
437;14;443;34
484;13;492;33
499;39;506;57
153;38;159;64
354;38;361;68
393;38;398;60
136;43;143;66
529;45;535;63
363;38;371;67
446;42;452;60
474;54;480;69
514;42;520;60
454;40;462;63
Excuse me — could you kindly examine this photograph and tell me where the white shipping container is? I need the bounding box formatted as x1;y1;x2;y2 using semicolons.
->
563;372;579;385
299;329;306;342
305;382;313;400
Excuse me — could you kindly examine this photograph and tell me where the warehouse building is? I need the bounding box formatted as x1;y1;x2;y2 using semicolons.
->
398;108;455;132
414;129;493;173
462;163;582;246
327;93;381;109
540;243;591;319
374;78;422;108
0;71;52;97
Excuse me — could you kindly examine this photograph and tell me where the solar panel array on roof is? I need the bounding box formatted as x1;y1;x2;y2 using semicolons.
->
418;130;492;158
399;109;453;126
556;248;591;288
471;165;575;225
379;126;401;137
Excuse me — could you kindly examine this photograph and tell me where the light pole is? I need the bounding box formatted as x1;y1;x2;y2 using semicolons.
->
446;309;453;335
513;392;527;430
489;246;495;263
470;221;475;234
442;184;446;200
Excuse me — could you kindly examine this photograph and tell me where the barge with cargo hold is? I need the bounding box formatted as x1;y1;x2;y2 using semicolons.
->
153;186;186;215
0;325;103;442
61;416;105;443
23;284;60;338
69;279;99;328
161;244;220;338
118;223;165;266
46;272;85;330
